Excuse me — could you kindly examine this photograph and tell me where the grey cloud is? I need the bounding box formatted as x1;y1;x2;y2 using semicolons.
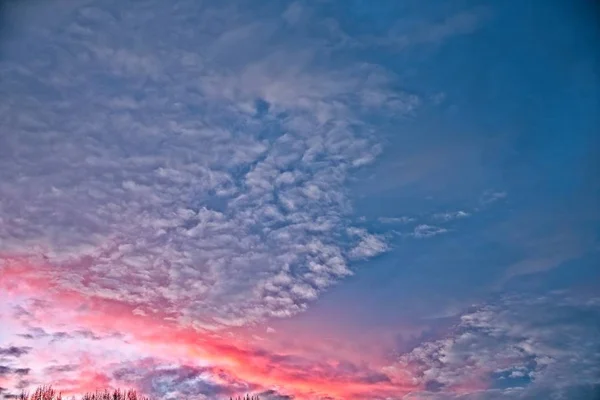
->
17;328;48;340
13;368;30;376
0;347;31;358
50;332;72;342
45;364;78;374
0;366;30;377
258;389;295;400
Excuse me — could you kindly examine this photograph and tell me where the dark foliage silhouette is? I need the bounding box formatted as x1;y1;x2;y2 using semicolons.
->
10;386;260;400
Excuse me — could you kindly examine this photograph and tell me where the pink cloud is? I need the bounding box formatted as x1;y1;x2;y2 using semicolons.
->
0;253;420;399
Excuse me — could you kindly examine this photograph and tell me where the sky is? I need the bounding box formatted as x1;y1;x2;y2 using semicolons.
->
0;0;599;399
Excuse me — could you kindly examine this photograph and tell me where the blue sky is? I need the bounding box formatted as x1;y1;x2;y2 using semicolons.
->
0;0;599;399
274;0;600;324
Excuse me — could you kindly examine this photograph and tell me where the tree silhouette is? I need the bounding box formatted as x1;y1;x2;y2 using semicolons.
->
14;387;261;400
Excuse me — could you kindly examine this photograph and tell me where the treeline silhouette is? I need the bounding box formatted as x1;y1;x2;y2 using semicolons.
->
10;386;260;400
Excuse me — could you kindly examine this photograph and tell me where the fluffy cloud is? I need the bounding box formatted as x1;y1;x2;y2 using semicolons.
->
391;293;600;399
112;362;256;400
0;0;418;329
347;228;389;260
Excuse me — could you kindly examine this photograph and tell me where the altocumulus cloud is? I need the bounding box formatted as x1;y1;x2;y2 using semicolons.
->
0;0;416;329
111;361;257;400
390;293;600;399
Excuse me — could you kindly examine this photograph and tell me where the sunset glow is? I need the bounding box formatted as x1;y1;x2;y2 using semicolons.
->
1;1;599;399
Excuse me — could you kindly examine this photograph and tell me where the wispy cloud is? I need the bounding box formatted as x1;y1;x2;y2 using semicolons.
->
378;216;416;225
326;6;491;51
412;225;448;239
432;211;470;222
480;190;507;205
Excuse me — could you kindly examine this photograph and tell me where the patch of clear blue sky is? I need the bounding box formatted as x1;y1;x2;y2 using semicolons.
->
273;0;599;331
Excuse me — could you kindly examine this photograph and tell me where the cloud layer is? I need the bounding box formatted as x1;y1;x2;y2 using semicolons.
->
393;293;600;399
2;1;598;399
0;0;414;330
3;263;599;399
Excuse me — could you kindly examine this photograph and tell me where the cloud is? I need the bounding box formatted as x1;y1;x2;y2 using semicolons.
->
0;347;31;358
0;0;418;330
258;389;295;400
347;6;492;51
432;211;470;222
1;259;417;400
112;361;255;400
480;191;507;205
378;217;415;225
5;255;600;399
412;225;448;239
407;7;491;45
390;293;600;399
499;230;589;284
347;228;389;260
2;2;569;400
0;364;30;393
282;2;305;26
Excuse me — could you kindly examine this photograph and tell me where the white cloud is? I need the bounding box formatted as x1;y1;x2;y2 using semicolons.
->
432;211;470;222
347;228;389;260
412;224;448;239
0;0;414;329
